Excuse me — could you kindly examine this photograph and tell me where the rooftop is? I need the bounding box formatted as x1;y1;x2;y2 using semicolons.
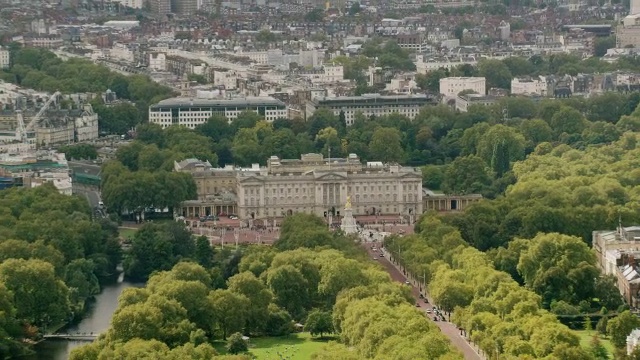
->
315;94;436;105
150;97;286;109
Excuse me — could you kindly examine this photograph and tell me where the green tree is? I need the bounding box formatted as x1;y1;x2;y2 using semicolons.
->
478;59;512;90
266;265;309;319
232;128;262;166
59;144;98;160
227;271;273;335
194;236;214;268
226;332;248;354
368;127;404;163
0;258;70;327
596;315;608;336
304;310;334;338
517;233;599;307
589;334;608;360
416;69;447;92
550;107;587;137
594;36;615;57
209;289;250;339
123;222;196;282
265;304;294;336
607;310;640;348
441;155;492;195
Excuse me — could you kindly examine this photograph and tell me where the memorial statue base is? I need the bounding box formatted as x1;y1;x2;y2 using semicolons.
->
341;208;358;235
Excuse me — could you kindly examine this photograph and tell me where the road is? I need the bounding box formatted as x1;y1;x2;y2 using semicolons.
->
364;244;483;360
84;190;101;209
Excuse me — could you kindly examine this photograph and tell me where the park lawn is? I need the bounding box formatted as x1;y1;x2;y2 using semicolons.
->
118;227;137;240
214;332;332;359
575;330;615;357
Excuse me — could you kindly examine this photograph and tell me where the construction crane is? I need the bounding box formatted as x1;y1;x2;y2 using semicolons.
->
17;91;61;143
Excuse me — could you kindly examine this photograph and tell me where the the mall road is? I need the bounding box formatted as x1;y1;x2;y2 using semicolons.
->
365;244;483;360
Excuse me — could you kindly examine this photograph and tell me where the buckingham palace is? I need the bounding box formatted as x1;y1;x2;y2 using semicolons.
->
176;153;423;221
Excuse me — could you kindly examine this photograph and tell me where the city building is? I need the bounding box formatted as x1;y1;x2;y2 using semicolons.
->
148;52;167;71
308;94;437;126
593;225;640;275
593;225;640;306
0;46;9;69
617;15;640;48
422;189;482;212
455;94;498;112
37;104;99;146
149;97;288;128
177;153;423;222
439;77;486;98
150;0;172;17
511;77;548;96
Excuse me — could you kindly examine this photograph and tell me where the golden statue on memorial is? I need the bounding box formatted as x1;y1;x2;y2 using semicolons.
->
345;195;352;210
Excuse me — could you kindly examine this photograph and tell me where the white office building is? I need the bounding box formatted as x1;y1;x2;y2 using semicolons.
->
308;94;437;126
511;77;547;96
439;77;486;98
149;97;288;128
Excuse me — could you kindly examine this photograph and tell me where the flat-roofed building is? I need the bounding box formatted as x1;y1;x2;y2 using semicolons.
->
511;77;547;96
308;94;437;126
617;15;640;48
455;94;498;112
439;77;486;99
149;97;288;128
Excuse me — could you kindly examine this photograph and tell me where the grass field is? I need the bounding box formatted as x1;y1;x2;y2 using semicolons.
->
214;333;332;359
118;227;137;240
575;330;615;357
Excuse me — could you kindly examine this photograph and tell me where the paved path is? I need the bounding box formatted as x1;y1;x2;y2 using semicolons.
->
364;244;484;360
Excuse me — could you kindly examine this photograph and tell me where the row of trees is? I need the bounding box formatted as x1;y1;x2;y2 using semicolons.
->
0;184;122;357
386;215;600;359
491;233;622;312
448;132;640;251
72;214;461;359
0;46;175;134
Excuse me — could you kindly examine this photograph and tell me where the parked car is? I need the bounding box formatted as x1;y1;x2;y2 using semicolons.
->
229;215;238;220
415;303;420;307
404;280;410;285
218;212;227;217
